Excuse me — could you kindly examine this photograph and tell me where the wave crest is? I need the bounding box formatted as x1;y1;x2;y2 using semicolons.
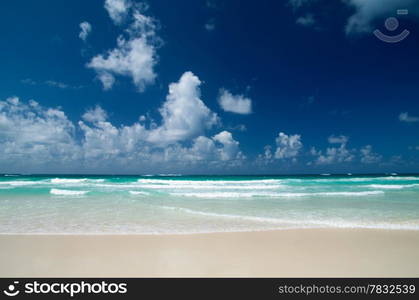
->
50;189;88;196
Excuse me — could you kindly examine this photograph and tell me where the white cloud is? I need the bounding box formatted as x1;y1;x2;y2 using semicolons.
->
212;131;243;161
205;19;216;31
312;135;354;165
182;136;218;162
0;96;399;173
263;145;273;160
360;145;382;164
79;21;92;41
311;137;383;166
164;132;244;167
147;72;219;146
79;71;221;161
2;71;249;173
256;132;302;164
82;106;108;123
97;72;116;90
0;97;80;170
218;89;252;115
70;71;222;168
328;135;349;144
256;145;273;165
78;112;148;163
104;0;132;25
82;72;219;156
274;132;303;160
313;145;354;165
399;112;419;123
88;3;159;92
88;36;157;92
296;14;316;27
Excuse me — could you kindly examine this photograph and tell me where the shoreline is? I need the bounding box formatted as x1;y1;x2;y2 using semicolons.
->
1;228;419;277
0;226;419;235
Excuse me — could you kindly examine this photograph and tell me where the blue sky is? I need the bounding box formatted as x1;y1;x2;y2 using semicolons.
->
0;0;419;174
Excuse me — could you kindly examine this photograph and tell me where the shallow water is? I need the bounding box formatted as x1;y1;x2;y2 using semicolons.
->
0;174;419;234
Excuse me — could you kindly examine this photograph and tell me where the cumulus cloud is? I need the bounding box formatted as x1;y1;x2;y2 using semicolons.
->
274;132;303;160
82;106;108;123
96;72;116;91
263;145;273;160
1;72;246;173
313;145;354;165
104;0;132;25
88;37;157;91
79;21;92;41
0;96;394;173
79;72;220;160
256;132;302;165
164;131;244;166
88;2;159;92
147;72;219;146
399;112;419;123
0;97;80;170
212;131;243;161
218;89;252;115
310;136;384;166
312;135;354;165
178;136;218;162
78;120;242;170
360;145;382;164
78;111;149;163
256;145;274;165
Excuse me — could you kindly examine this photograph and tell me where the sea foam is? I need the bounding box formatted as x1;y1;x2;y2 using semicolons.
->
50;189;88;196
159;206;419;231
129;191;151;196
366;184;419;190
1;175;418;234
50;178;105;184
169;190;384;199
0;180;38;186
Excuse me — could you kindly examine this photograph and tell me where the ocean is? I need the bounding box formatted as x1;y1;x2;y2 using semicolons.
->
1;174;419;234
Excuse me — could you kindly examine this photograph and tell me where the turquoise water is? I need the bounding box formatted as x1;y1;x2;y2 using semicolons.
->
1;174;419;234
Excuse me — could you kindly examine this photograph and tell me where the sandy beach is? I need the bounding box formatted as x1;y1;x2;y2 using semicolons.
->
1;229;419;277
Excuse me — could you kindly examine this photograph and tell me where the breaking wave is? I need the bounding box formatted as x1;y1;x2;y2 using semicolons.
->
50;189;88;196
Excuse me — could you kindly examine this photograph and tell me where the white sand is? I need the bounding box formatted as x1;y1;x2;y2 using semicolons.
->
1;229;419;277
